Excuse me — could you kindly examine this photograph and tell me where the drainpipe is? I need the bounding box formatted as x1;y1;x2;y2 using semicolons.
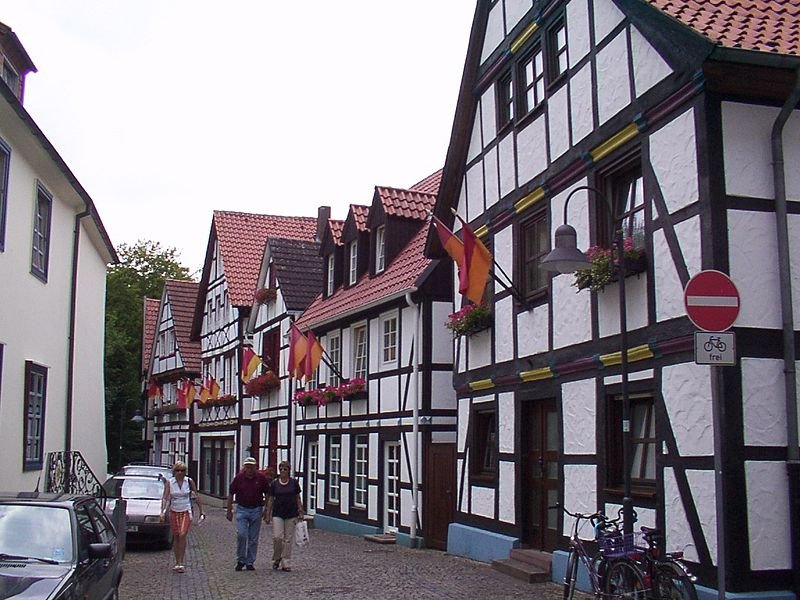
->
770;67;800;595
404;288;420;547
66;206;92;453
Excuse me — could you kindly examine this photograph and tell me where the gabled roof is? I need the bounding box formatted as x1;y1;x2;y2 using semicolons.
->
408;169;443;194
210;211;318;307
141;298;160;374
350;205;370;232
373;186;438;221
646;0;800;56
328;220;345;246
164;279;202;373
296;224;435;330
268;238;324;312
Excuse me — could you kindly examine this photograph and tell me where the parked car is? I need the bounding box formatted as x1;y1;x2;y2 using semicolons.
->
119;463;174;479
0;492;123;599
102;475;172;549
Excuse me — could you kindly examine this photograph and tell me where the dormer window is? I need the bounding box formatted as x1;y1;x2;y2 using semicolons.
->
326;255;335;296
375;226;385;273
2;61;19;98
348;240;358;285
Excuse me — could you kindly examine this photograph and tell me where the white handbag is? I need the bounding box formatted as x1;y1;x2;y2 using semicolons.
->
295;519;309;547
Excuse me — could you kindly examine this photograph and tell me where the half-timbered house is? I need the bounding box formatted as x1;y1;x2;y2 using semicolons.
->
141;297;160;462
294;172;459;549
429;0;800;597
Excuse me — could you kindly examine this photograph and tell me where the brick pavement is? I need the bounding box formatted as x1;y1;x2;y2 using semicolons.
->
119;507;567;599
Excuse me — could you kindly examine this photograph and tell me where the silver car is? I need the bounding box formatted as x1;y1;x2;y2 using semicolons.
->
102;475;172;549
119;463;174;479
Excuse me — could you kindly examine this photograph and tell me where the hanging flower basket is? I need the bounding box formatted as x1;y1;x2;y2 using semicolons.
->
445;304;492;337
245;371;280;396
254;287;277;304
573;237;647;293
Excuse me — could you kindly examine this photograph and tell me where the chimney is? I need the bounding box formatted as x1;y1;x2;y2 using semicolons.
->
316;206;331;242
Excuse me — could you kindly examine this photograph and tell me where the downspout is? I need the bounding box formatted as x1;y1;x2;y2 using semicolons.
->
66;206;92;453
770;66;800;595
405;288;420;547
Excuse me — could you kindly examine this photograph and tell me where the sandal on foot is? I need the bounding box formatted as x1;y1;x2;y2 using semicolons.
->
176;565;185;573
281;566;292;572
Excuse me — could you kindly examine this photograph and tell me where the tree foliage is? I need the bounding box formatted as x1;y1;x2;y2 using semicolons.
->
105;240;192;471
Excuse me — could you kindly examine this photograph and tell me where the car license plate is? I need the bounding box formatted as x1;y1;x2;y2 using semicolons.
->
126;525;138;533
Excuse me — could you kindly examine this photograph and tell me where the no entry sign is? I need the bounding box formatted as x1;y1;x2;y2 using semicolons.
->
684;270;740;332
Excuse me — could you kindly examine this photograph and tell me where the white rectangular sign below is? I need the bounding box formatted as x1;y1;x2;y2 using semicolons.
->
694;332;736;366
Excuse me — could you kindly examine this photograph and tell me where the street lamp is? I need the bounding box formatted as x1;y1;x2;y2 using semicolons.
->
541;185;634;535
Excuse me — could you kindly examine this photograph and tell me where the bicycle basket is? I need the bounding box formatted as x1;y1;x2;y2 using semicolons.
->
598;532;646;558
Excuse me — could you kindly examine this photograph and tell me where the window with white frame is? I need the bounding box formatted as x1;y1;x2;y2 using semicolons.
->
327;332;341;387
308;441;319;511
31;184;52;281
348;240;358;285
326;254;335;296
352;324;367;380
354;435;368;508
375;226;385;273
328;436;341;504
24;362;47;470
381;315;398;366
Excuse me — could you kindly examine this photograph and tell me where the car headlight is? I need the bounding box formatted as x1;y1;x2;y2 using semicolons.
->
144;516;162;523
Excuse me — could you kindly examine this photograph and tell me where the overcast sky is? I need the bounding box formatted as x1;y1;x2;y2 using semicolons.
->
2;2;476;275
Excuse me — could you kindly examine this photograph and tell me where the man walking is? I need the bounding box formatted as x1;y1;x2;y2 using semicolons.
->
226;457;269;571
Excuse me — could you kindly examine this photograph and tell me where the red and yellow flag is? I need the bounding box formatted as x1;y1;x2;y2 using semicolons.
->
287;323;308;380
303;331;324;381
241;347;262;383
177;380;195;409
457;216;493;305
147;379;161;400
431;214;464;264
199;376;220;404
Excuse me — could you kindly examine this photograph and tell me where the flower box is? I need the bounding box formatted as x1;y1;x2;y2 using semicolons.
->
203;394;237;407
573;238;647;293
293;378;366;406
445;304;492;337
254;287;277;304
152;403;186;417
245;371;280;396
337;378;366;400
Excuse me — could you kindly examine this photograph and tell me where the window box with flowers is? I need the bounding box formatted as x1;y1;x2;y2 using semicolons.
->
293;386;338;408
254;287;277;304
152;403;187;417
245;371;280;396
337;378;366;401
204;394;237;408
445;304;492;337
573;237;647;293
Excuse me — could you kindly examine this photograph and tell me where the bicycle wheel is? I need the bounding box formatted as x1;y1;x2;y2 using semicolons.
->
653;561;698;600
562;548;579;600
604;559;647;599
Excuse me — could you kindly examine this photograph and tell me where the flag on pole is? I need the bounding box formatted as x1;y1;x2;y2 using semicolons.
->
177;380;195;409
241;347;262;383
303;331;324;381
287;323;308;379
431;214;464;264
199;376;219;404
147;379;161;400
456;215;493;305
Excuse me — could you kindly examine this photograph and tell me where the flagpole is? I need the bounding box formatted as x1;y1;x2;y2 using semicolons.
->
289;374;296;478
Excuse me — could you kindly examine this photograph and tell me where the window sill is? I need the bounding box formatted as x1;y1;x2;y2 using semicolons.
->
603;485;657;500
470;473;497;488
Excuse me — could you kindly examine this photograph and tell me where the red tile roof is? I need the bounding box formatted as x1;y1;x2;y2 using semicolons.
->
350;205;370;231
141;298;160;374
213;211;318;307
328;220;345;246
296;223;434;330
375;186;437;220
648;0;800;55
408;169;443;194
164;279;202;373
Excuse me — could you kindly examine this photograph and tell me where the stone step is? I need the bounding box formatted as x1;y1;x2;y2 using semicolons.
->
509;548;552;571
491;558;551;584
364;533;397;544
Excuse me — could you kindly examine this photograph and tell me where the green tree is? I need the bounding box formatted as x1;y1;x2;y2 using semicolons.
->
105;240;192;472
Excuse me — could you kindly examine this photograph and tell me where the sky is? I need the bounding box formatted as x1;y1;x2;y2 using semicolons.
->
1;1;476;276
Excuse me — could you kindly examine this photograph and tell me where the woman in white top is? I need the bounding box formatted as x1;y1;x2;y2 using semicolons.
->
160;461;204;573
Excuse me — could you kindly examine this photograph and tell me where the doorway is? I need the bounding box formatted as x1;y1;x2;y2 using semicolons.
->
522;399;560;551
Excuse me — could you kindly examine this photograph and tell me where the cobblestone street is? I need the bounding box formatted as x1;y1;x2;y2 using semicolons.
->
119;507;565;599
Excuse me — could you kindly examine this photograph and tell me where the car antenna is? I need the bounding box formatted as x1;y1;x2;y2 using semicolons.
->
18;476;41;498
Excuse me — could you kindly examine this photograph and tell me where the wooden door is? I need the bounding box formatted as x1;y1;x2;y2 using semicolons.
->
522;399;560;551
423;443;455;550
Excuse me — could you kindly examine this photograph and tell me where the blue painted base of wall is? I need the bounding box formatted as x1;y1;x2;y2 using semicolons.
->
310;514;424;548
551;551;795;600
446;522;518;563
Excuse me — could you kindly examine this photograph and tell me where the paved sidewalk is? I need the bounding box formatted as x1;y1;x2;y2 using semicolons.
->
119;508;566;599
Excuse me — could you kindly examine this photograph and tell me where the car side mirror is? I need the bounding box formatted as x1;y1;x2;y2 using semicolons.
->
88;543;112;560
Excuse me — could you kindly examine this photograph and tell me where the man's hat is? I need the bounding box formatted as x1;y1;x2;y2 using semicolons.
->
243;457;257;466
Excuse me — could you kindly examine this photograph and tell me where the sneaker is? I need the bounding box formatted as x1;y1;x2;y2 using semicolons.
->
246;565;255;571
235;562;244;571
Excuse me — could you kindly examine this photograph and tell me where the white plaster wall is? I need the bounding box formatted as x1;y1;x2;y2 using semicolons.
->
494;223;513;297
368;484;378;521
495;296;515;363
746;460;791;570
380;376;399;413
728;209;781;329
517;302;550;357
401;488;413;528
741;358;799;446
606;502;656;529
457;398;470;452
631;26;671;98
654;216;701;322
548;84;571;161
498;392;515;454
570;62;594;146
562;379;596;455
563;464;596;538
662;363;714;456
467;328;492;369
481;87;497;148
432;371;457;410
485;146;500;209
466;162;485;222
687;469;718;564
505;0;533;32
499;132;516;198
597;271;648;338
595;31;631;126
593;0;625;45
517;114;548;186
553;273;592;349
566;0;591;67
432;301;455;364
471;485;496;519
665;468;702;564
481;2;505;63
457;336;466;373
499;460;516;523
468;111;482;163
650;108;699;215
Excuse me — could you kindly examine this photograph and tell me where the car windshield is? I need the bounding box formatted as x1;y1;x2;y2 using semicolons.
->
0;504;73;562
103;478;164;500
122;466;171;477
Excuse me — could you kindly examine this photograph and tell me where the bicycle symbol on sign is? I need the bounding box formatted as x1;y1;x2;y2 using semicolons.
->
703;336;727;353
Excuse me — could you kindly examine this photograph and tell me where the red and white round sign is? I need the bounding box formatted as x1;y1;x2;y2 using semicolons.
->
684;270;740;332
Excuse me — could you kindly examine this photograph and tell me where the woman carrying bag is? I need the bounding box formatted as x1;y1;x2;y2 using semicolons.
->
160;461;204;573
264;461;304;571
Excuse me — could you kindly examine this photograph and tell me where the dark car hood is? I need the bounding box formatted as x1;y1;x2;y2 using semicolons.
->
0;563;71;599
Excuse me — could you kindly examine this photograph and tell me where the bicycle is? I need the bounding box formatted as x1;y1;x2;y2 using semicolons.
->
554;505;647;600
